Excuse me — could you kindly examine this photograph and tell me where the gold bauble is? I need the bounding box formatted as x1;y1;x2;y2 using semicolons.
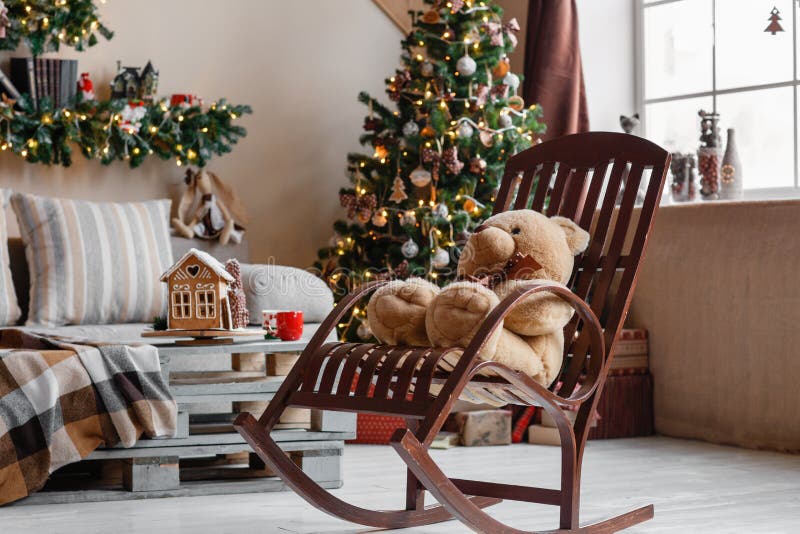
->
492;59;510;79
421;125;436;138
422;10;441;24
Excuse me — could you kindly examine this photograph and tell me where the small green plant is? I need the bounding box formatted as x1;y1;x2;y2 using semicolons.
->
152;315;168;331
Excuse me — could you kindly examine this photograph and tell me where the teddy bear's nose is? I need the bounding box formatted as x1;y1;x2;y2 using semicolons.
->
473;224;488;233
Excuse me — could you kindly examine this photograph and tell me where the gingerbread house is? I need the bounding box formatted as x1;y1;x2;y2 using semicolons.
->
160;248;234;330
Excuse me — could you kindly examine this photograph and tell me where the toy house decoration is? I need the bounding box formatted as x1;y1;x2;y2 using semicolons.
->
110;60;159;101
139;61;159;102
160;248;235;331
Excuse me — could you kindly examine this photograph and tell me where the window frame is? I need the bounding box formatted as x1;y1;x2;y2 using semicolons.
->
195;289;217;320
635;0;800;198
171;290;192;319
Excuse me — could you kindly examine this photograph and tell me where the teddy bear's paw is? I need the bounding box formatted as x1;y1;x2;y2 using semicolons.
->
426;281;500;348
366;278;440;346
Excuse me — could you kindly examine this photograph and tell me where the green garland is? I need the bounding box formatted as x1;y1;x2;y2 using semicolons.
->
0;0;112;55
0;94;252;168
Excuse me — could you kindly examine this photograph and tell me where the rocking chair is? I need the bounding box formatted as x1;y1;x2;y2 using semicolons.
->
235;132;670;533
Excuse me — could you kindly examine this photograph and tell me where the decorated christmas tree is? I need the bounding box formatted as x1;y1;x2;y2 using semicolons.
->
316;0;546;341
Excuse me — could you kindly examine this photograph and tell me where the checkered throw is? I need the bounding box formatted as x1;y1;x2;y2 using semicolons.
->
0;329;176;504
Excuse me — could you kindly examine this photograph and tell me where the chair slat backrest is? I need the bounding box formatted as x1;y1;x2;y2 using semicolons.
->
493;132;670;398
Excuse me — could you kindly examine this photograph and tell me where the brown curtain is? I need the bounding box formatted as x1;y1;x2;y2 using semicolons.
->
523;0;590;141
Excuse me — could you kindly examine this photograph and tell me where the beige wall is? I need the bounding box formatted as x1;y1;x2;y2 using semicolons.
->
0;0;401;267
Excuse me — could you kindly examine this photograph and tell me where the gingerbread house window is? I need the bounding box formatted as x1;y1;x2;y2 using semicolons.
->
196;289;216;319
172;290;192;319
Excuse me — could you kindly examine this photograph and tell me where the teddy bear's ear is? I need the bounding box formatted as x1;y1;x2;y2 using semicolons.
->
550;216;590;255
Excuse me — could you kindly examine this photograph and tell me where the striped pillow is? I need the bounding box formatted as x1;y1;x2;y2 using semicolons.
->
10;192;173;327
0;190;21;325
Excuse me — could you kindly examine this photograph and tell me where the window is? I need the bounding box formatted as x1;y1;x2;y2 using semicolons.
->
638;0;799;193
195;289;216;319
171;290;191;319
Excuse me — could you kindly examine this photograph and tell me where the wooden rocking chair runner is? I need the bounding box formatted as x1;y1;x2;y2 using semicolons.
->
235;132;671;533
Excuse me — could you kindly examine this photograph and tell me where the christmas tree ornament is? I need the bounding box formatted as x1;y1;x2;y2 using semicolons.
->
373;144;389;160
431;247;450;269
402;120;420;137
456;54;477;77
433;202;449;219
340;191;378;220
469;157;487;174
401;238;419;258
463;197;478;213
356;319;373;340
492;57;510;79
421;61;435;77
422;9;442;24
410;166;433;187
423;146;465;179
503;72;520;94
389;175;409;203
363;117;383;131
491;83;509;101
479;129;494;147
504;18;521;48
371;210;388;227
765;7;784;35
421;124;436;137
457;121;474;139
498;112;513;128
508;95;525;111
401;209;417;226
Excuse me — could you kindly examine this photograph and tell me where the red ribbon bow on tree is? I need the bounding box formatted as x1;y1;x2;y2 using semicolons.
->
422;146;465;180
491;83;509;101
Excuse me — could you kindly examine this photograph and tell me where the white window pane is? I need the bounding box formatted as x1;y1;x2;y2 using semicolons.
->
716;0;793;90
644;0;714;100
645;96;714;153
717;87;794;189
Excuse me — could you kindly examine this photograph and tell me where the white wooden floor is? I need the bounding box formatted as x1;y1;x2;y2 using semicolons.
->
2;436;798;533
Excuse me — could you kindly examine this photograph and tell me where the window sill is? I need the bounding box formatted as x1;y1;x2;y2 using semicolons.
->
661;186;800;207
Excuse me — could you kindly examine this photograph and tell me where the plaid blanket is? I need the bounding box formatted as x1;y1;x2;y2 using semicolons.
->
0;329;176;504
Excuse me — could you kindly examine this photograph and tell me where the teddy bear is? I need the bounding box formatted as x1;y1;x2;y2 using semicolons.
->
366;209;590;387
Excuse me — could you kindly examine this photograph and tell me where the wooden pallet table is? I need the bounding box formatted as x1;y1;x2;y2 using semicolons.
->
18;334;355;505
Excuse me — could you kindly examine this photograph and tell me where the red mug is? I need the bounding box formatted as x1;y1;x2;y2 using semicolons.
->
276;311;303;341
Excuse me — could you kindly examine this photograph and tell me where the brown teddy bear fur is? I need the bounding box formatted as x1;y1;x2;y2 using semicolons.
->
366;209;590;387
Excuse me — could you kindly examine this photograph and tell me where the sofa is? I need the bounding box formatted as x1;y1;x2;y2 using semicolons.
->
4;233;334;346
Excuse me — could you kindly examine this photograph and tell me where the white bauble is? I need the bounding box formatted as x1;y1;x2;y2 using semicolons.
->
401;210;417;226
456;54;477;76
401;238;419;258
421;61;435;77
356;320;373;340
503;73;520;93
457;122;474;139
402;121;420;137
431;248;450;269
409;166;432;187
432;202;449;218
498;113;513;128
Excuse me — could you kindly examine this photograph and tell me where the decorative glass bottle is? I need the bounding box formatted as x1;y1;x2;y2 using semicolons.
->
670;152;697;202
697;110;722;200
719;128;743;200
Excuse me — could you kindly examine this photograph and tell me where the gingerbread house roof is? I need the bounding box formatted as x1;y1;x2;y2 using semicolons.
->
160;248;234;283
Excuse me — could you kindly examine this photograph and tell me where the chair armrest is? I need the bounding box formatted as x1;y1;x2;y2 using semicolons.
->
297;280;391;363
442;281;605;406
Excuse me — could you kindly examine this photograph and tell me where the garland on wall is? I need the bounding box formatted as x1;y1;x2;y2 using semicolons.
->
0;94;252;167
0;0;252;168
0;0;113;55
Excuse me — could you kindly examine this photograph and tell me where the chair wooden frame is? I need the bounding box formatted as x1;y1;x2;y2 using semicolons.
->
236;132;671;533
